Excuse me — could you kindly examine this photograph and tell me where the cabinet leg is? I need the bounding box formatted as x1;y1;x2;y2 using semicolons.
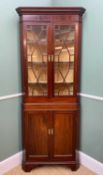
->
71;166;77;171
22;165;31;172
22;163;38;172
22;164;31;172
70;163;79;171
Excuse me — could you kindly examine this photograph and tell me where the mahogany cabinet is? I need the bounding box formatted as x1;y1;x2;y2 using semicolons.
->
16;7;85;172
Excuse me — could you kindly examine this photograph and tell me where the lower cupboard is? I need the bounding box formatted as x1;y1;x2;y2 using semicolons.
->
23;110;79;171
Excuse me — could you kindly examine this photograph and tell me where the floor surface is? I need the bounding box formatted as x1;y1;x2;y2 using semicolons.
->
4;165;97;175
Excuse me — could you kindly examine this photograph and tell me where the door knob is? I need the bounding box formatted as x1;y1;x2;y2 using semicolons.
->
48;129;51;135
48;129;53;135
50;128;54;135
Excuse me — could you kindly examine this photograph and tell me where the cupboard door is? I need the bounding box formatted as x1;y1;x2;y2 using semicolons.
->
53;112;76;160
53;25;75;96
25;111;49;161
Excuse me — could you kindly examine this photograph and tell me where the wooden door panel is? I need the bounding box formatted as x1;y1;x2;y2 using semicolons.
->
53;112;76;160
25;112;49;160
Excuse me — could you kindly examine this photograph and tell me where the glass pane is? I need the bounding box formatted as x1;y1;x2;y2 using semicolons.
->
26;25;48;96
54;25;75;96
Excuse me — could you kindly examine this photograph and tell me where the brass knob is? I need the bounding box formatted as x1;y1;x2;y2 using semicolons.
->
48;129;51;135
50;128;54;135
48;129;54;135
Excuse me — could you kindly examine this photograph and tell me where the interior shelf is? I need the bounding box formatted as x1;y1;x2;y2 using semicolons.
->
27;39;47;45
27;61;74;64
55;40;74;46
55;82;73;85
28;82;47;85
28;61;47;66
28;82;73;85
54;61;74;63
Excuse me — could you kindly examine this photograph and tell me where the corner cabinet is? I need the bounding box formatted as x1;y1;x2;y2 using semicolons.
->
16;7;85;172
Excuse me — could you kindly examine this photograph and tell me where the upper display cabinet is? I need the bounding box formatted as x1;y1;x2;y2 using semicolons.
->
16;7;85;100
27;24;74;97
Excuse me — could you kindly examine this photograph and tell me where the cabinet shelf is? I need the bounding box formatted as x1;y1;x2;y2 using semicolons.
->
55;46;74;51
54;61;74;67
28;61;47;66
28;82;47;85
55;40;74;48
55;82;73;85
27;39;47;45
28;81;73;84
28;82;73;86
54;61;74;63
28;61;74;64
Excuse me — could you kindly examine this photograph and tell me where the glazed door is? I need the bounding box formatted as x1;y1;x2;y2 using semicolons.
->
24;21;76;98
24;22;76;98
25;111;50;161
52;112;76;160
53;24;75;97
25;24;50;97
